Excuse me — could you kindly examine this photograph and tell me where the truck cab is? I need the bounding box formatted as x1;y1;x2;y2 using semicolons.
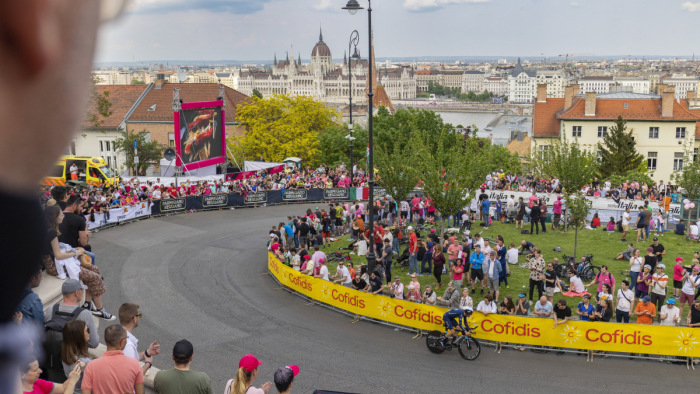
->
44;155;118;187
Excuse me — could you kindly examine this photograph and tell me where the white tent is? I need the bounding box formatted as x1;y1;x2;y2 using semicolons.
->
244;160;285;172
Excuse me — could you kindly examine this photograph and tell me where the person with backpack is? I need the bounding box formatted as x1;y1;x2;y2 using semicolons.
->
679;267;700;318
15;264;45;328
43;279;100;382
586;265;616;295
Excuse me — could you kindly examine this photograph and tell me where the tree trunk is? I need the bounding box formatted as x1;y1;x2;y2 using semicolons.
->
574;226;578;260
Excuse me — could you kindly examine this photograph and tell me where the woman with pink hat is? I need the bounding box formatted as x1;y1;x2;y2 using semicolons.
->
224;354;272;394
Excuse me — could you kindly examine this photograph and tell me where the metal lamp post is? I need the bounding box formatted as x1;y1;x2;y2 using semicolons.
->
343;0;376;273
347;30;360;180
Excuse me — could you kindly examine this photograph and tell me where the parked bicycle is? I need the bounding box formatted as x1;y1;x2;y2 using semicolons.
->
557;254;600;281
426;325;481;360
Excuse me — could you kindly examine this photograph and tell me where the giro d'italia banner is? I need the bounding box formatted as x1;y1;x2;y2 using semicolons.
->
269;252;700;357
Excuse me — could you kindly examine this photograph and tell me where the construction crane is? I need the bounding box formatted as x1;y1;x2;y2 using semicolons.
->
557;53;594;67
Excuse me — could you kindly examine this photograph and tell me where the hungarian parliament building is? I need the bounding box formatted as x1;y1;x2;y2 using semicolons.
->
228;29;417;104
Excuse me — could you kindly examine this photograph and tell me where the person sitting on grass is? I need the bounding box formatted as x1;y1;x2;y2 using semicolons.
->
563;269;589;297
615;243;635;261
519;240;535;257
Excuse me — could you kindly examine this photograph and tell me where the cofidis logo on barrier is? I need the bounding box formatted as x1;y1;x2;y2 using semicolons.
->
470;314;699;357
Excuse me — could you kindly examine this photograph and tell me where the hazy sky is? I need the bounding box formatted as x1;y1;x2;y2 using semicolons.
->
96;0;700;63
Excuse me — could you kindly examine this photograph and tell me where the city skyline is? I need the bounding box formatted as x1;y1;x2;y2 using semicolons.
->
97;0;700;63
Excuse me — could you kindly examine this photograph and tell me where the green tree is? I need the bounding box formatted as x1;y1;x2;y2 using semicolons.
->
317;124;368;167
373;106;458;155
597;116;644;178
608;168;654;190
673;149;700;229
230;95;339;166
533;136;598;195
252;89;263;99
375;133;420;202
131;79;145;85
114;129;165;176
674;161;700;200
531;137;597;257
85;87;113;132
412;128;496;235
565;192;591;258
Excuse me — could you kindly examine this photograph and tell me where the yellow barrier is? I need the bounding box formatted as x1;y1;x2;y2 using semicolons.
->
268;253;700;357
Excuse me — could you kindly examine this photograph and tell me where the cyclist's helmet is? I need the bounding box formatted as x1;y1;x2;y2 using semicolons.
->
463;307;473;317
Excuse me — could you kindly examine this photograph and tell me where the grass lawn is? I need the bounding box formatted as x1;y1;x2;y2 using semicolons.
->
321;220;698;323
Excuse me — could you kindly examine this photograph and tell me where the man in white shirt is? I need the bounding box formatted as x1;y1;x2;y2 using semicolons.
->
621;208;631;241
659;298;680;326
332;261;352;286
615;280;635;323
506;195;515;210
390;276;404;300
315;259;330;280
506;243;519;265
119;303;159;376
476;294;497;315
474;234;485;252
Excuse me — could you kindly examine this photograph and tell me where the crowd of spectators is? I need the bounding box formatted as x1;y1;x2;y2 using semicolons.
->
268;199;700;354
479;171;680;204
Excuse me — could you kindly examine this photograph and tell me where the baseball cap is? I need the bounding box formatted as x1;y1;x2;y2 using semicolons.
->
657;264;666;270
274;365;300;388
407;226;414;231
172;339;194;359
583;294;591;299
430;229;436;233
62;279;87;294
646;247;653;252
667;298;677;305
653;237;659;241
642;295;651;302
518;293;526;298
239;354;263;373
407;284;414;290
643;264;651;270
319;258;325;264
694;266;700;272
676;257;685;262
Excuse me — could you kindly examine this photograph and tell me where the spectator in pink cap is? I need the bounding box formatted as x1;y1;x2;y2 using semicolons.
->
224;354;272;394
273;365;299;394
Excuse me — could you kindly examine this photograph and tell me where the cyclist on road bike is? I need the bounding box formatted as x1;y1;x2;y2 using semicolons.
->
443;307;472;344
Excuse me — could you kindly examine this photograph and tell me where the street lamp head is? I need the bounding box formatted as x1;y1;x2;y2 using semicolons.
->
351;46;361;60
342;0;363;14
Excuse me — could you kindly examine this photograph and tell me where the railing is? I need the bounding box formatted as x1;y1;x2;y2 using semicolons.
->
267;252;700;365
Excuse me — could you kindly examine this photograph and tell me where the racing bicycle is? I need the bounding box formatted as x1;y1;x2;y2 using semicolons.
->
426;325;481;360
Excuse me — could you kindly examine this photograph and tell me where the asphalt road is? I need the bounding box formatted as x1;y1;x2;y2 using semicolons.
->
92;203;698;394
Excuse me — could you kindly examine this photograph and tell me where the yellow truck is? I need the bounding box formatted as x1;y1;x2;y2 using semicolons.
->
43;155;118;187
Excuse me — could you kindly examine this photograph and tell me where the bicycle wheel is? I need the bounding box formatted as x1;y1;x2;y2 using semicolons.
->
458;337;481;360
426;331;445;354
586;265;601;281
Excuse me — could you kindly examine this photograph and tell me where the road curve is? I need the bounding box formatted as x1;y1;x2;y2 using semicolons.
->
92;203;696;393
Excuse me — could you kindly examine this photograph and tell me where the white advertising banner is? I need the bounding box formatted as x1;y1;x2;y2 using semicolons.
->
482;190;681;223
85;202;152;230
